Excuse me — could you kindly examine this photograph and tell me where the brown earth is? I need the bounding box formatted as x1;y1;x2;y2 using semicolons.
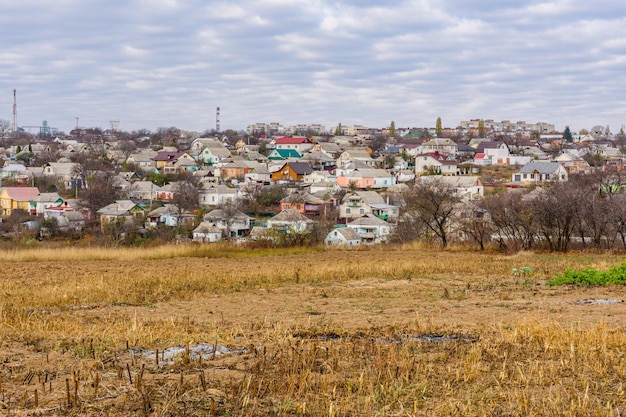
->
1;248;625;415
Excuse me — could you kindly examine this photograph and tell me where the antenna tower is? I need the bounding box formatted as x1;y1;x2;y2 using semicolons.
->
12;89;17;132
216;107;220;133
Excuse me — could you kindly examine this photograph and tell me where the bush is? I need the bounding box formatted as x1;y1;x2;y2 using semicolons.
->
547;261;626;286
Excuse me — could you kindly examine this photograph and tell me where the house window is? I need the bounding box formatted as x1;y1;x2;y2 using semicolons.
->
359;208;364;215
346;208;351;214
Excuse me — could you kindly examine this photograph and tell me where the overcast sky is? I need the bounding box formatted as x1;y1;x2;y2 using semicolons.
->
1;0;625;134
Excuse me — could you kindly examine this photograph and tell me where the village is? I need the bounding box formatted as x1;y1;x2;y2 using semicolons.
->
0;118;623;250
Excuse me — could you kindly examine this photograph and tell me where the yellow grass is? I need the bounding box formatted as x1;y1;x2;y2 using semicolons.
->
0;244;625;415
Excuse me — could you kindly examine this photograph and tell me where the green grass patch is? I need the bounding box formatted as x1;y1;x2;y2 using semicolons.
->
547;260;626;286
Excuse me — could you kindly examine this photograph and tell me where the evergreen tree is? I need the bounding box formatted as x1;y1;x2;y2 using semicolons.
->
389;121;396;137
435;117;443;136
334;123;342;136
478;120;485;138
563;125;573;143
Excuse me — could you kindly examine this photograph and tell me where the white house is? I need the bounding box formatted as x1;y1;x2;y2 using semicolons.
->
346;214;392;243
199;184;240;207
512;161;569;184
324;227;362;246
192;221;223;243
203;209;252;238
414;153;457;176
266;209;315;233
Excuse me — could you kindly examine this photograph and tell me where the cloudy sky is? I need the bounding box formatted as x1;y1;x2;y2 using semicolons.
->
1;0;625;134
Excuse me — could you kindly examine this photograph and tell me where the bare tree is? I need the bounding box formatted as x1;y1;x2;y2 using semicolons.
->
171;180;199;217
0;119;10;141
79;172;119;219
215;198;244;239
402;178;461;248
531;183;581;252
480;192;536;252
456;201;494;250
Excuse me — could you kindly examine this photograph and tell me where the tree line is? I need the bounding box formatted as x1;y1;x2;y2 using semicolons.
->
393;172;626;252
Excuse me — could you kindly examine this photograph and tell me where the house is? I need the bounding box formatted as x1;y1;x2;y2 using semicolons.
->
203;209;252;238
192;221;223;243
146;204;195;227
279;192;331;216
126;150;158;172
28;192;64;215
268;149;302;160
1;164;27;183
152;151;195;174
472;153;492;166
154;183;175;202
55;211;86;232
97;200;144;226
336;168;395;189
42;162;81;190
43;201;76;219
555;152;592;175
219;160;265;182
475;142;511;165
512;161;569;184
266;209;315;233
299;150;336;171
346;214;392;243
0;187;40;216
127;181;162;201
195;143;232;165
336;149;374;168
339;191;398;221
324;227;362;246
271;162;313;183
420;138;457;156
418;175;484;200
317;142;342;158
199;184;239;207
244;166;271;185
414;153;457;176
271;137;314;154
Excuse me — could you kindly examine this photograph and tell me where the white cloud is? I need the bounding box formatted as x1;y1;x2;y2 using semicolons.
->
0;0;624;133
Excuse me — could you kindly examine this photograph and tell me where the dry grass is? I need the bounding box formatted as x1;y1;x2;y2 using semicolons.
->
0;244;625;415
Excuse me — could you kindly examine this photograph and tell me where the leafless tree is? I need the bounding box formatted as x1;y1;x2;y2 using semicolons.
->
456;201;494;250
215;198;244;239
609;194;626;249
171;180;199;217
531;182;581;252
79;172;119;220
480;192;536;252
402;178;461;248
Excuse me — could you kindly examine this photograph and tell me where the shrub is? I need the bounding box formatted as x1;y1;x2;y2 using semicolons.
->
547;261;626;286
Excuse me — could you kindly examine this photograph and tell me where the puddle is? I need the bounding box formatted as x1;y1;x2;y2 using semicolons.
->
404;333;475;343
136;343;245;364
576;299;624;305
293;332;476;344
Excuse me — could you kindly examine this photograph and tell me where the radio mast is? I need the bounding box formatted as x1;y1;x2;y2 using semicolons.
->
12;89;17;132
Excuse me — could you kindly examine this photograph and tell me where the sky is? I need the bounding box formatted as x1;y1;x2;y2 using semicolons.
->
1;0;625;135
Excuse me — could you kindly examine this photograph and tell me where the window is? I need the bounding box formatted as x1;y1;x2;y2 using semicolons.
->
359;208;364;215
346;208;351;214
